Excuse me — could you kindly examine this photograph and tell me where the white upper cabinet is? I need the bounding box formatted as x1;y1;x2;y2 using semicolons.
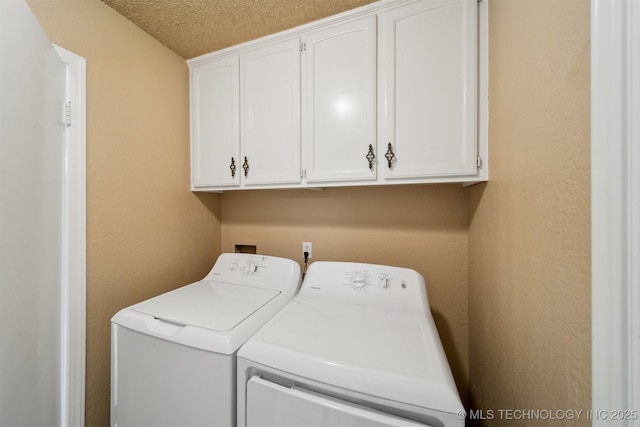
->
190;56;240;189
187;0;487;191
302;16;377;184
241;38;302;187
378;0;478;181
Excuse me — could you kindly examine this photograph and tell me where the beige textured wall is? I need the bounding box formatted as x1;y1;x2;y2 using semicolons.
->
468;0;591;425
25;1;222;425
25;0;592;425
221;185;470;403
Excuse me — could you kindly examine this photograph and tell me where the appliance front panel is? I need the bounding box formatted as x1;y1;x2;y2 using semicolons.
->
111;324;234;427
246;376;433;427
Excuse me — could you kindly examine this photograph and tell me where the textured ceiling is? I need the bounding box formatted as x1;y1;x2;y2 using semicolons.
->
100;0;377;59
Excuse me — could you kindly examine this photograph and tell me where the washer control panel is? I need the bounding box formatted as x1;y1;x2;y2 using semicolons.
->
300;261;429;313
229;256;268;276
203;253;301;298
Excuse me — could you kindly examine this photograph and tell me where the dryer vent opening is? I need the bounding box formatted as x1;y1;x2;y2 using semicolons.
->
235;244;257;254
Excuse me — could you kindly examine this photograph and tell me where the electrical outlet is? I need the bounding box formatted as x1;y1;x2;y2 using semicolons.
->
302;242;312;259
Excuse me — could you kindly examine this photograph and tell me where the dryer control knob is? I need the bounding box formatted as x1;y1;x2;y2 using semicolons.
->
352;276;368;288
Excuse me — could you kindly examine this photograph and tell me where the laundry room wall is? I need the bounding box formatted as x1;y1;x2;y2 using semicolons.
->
467;0;591;425
25;0;593;425
221;184;470;403
25;1;222;425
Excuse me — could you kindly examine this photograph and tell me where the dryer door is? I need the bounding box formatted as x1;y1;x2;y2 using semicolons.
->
246;376;435;427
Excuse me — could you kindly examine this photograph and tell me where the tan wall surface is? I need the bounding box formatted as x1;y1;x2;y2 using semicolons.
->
467;0;591;425
25;1;222;425
24;0;592;425
221;185;470;403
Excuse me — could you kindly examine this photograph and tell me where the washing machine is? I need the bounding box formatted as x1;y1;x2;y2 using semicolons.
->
111;253;301;427
237;261;464;427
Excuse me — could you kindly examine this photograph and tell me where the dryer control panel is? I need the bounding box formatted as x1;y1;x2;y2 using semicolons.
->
299;261;429;313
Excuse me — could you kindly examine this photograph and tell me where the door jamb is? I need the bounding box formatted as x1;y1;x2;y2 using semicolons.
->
591;0;640;424
54;44;86;427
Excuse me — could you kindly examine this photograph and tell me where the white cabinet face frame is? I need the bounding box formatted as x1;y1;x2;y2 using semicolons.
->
190;56;240;189
302;16;378;184
241;38;302;187
378;0;478;180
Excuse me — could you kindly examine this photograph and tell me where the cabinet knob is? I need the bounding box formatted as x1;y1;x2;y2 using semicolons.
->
385;143;395;169
242;156;249;177
230;157;237;178
366;144;376;170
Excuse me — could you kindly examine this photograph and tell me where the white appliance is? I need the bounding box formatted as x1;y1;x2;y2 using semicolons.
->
111;253;301;427
237;261;464;427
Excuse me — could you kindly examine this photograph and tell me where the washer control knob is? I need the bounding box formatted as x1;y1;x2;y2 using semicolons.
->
379;277;389;288
245;260;258;275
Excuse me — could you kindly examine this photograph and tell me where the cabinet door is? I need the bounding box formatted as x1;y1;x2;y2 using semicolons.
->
241;38;301;186
379;0;477;180
302;16;377;184
190;56;240;188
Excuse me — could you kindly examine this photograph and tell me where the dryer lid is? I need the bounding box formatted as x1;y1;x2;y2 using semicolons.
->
132;280;280;332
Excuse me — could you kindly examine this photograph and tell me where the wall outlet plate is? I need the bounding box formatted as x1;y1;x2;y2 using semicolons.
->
302;242;312;259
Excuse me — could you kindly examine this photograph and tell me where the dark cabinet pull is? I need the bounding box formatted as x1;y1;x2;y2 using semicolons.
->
385;143;395;169
242;156;249;177
366;144;375;170
230;157;236;178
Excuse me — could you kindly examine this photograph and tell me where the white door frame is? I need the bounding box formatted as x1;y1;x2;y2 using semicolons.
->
54;45;86;427
591;0;640;424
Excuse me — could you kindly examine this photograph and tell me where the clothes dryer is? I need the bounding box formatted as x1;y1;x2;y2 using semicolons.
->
111;253;301;427
237;261;464;427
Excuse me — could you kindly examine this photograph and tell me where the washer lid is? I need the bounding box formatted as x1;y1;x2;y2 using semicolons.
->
239;296;463;415
132;280;280;332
